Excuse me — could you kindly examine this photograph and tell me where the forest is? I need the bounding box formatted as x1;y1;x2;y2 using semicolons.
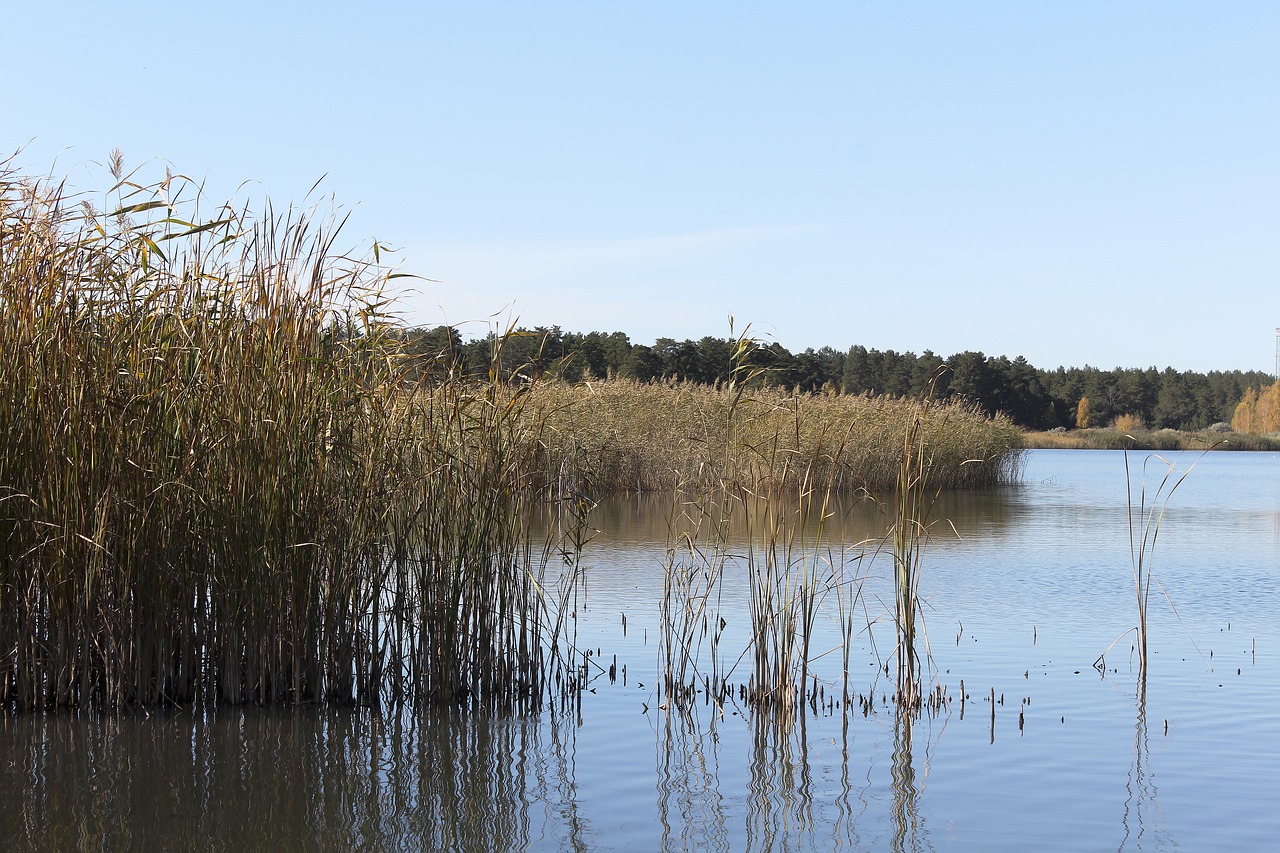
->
399;324;1274;432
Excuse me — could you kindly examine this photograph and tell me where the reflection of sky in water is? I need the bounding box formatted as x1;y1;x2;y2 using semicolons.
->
2;450;1278;851
573;449;1280;683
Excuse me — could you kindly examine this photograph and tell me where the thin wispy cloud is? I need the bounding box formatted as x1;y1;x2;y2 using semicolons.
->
415;224;820;284
396;224;826;337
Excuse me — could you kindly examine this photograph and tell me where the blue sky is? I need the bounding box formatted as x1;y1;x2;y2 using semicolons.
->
6;2;1278;373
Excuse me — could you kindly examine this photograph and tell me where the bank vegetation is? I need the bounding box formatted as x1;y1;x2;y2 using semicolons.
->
0;160;1022;712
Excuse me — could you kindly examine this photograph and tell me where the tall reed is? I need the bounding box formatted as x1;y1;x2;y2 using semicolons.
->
658;486;732;694
1116;446;1214;685
657;330;760;698
658;330;873;716
0;160;581;710
890;394;931;709
737;463;861;714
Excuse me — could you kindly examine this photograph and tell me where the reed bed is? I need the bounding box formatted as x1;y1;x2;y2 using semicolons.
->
0;162;582;711
528;379;1025;496
735;466;866;714
888;376;949;711
0;159;1026;715
543;364;1020;718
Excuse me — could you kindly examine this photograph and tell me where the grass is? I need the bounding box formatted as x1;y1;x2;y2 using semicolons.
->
889;373;947;711
654;340;875;718
649;344;998;718
1121;446;1218;685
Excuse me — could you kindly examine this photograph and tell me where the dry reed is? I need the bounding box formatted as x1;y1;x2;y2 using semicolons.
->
651;345;1003;718
528;379;1024;496
0;160;583;711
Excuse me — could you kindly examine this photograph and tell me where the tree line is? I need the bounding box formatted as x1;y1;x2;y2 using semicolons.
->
398;325;1272;432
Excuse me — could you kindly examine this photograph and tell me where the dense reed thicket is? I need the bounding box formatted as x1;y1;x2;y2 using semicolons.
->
523;361;1024;715
0;161;581;711
529;379;1024;496
0;159;1025;714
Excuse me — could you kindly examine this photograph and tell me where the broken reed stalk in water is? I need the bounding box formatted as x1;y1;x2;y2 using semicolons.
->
0;159;585;711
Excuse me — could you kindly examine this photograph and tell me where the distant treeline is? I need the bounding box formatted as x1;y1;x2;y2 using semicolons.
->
399;325;1272;432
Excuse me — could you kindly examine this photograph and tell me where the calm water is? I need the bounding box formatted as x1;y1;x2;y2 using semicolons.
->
3;449;1278;851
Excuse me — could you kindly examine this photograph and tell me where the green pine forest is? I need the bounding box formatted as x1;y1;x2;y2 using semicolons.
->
403;324;1273;433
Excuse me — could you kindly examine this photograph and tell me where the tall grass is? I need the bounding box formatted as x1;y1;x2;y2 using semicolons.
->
737;463;865;714
656;332;865;715
0;160;581;711
0;157;1026;715
658;486;733;695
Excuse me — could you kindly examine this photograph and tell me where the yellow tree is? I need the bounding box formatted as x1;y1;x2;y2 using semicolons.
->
1233;386;1260;433
1075;396;1091;429
1262;383;1280;432
1232;383;1280;434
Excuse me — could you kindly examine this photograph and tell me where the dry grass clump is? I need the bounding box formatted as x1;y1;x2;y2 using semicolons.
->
0;160;579;711
527;379;1024;496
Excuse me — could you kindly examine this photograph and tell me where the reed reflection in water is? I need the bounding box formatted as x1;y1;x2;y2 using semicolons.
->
646;697;940;852
1119;687;1165;852
0;707;598;852
2;702;937;852
745;711;815;850
890;709;932;853
655;705;730;852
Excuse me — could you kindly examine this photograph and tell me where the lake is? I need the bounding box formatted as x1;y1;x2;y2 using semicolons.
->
2;449;1277;851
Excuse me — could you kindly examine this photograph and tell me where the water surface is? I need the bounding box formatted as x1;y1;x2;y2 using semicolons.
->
3;449;1277;850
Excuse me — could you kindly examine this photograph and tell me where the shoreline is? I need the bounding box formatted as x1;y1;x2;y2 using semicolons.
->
1021;427;1280;451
